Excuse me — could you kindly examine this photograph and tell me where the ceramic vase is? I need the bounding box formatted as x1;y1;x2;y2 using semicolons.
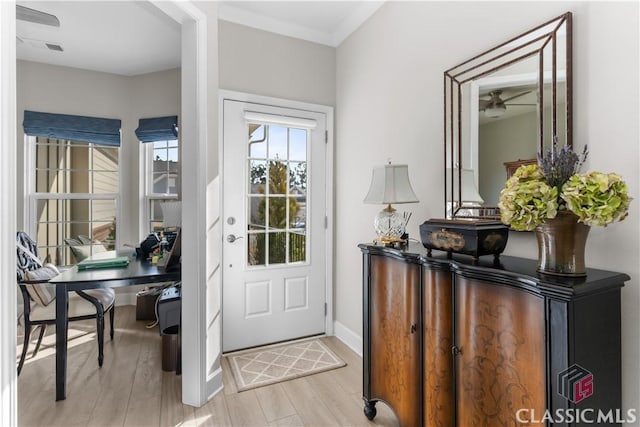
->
534;210;590;277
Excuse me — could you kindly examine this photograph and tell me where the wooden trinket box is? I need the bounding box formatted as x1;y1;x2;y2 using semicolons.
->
419;218;509;264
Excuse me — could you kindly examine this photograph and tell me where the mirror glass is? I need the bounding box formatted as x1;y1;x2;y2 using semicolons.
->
444;12;572;219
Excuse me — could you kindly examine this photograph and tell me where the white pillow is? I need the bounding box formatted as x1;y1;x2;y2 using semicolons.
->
70;243;107;262
24;263;59;306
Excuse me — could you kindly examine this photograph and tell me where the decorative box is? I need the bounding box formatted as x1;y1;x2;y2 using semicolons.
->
419;218;509;264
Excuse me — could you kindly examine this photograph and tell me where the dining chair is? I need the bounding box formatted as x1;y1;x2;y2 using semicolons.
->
16;231;116;375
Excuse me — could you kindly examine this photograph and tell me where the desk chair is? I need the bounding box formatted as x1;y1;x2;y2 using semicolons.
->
16;231;116;375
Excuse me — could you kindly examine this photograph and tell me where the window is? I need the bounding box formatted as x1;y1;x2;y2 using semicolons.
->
247;124;307;266
144;139;180;232
27;137;119;265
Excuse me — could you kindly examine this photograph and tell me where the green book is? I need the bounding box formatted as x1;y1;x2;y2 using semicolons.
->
77;256;130;271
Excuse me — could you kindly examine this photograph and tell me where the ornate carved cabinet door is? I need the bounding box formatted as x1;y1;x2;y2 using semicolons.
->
455;277;546;426
369;255;422;426
423;268;454;427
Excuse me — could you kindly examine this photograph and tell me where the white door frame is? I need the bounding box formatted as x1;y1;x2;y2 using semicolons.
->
151;1;212;407
0;2;18;425
219;90;335;340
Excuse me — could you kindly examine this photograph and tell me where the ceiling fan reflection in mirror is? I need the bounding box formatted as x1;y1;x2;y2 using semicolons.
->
479;90;534;118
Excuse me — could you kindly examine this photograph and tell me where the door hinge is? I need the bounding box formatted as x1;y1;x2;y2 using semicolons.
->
324;303;327;316
325;130;328;144
325;215;328;229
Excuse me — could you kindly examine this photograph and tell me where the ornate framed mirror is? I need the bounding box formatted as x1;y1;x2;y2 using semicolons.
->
444;12;572;220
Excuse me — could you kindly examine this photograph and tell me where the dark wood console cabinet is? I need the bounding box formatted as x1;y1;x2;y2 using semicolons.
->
360;243;629;427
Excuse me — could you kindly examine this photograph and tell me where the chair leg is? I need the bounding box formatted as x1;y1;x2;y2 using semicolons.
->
109;305;115;340
32;324;47;357
96;313;105;367
17;325;32;376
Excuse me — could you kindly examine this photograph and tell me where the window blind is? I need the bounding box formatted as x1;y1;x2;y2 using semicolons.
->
243;111;317;129
135;116;178;143
23;110;122;147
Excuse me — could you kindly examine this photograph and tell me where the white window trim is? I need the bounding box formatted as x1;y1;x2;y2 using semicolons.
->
139;140;180;239
24;135;122;252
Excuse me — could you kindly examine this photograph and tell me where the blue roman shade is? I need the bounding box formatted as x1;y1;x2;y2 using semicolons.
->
135;116;178;143
23;110;122;147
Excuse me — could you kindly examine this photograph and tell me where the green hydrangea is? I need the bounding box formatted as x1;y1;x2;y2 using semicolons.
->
498;165;559;231
499;144;631;230
561;172;631;226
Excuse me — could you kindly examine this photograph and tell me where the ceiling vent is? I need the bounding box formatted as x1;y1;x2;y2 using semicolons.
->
46;43;64;52
20;37;64;52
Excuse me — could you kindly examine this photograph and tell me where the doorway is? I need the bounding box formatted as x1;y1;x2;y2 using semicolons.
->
1;1;211;419
221;94;333;352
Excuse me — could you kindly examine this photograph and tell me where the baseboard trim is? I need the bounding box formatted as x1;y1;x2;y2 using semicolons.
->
115;292;138;307
206;367;224;400
333;320;362;357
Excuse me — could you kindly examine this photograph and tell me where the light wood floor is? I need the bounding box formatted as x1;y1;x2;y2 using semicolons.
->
17;305;398;427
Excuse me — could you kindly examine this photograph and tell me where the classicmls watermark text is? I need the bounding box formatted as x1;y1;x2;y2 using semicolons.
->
516;408;637;424
515;364;638;424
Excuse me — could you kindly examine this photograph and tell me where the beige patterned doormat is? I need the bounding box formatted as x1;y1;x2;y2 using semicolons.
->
227;338;346;392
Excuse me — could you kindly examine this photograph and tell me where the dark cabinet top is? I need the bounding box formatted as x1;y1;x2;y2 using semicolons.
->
359;243;629;301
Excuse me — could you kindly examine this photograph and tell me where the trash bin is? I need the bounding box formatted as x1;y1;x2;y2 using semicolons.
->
158;285;181;374
161;329;179;372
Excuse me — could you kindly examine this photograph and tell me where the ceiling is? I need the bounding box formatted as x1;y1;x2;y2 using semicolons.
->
16;1;384;76
218;1;384;47
16;1;181;76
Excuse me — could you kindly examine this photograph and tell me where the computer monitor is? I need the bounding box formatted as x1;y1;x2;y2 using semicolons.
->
161;227;181;272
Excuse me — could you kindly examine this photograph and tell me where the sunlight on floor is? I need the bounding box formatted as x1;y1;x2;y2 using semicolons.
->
174;414;212;426
17;327;97;367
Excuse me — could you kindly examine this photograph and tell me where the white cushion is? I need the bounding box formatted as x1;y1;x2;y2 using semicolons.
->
69;243;107;262
30;288;116;322
24;263;59;306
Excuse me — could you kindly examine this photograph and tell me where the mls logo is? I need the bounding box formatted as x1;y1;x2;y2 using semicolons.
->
558;364;594;403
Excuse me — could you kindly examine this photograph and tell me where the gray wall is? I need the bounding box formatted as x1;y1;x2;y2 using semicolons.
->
218;20;336;107
479;111;538;205
479;106;567;205
16;60;180;246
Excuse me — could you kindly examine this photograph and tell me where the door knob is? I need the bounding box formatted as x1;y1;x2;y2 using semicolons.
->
227;234;243;243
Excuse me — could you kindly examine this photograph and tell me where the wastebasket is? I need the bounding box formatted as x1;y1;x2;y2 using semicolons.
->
161;328;180;372
158;285;181;374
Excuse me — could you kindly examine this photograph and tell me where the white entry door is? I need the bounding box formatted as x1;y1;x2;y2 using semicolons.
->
222;99;328;352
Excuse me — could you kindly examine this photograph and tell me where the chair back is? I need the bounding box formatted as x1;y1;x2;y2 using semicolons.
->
17;232;60;308
17;231;43;282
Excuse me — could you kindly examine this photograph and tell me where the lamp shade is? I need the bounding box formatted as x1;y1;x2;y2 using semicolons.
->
364;164;419;205
161;201;182;227
447;168;484;204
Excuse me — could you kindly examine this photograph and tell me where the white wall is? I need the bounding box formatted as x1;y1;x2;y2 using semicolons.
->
218;20;336;107
16;61;180;245
336;0;639;412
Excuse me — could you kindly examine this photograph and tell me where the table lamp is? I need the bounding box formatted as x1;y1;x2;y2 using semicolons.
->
364;163;419;244
446;168;484;217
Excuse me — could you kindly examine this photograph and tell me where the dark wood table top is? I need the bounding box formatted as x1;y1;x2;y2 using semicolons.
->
49;251;181;290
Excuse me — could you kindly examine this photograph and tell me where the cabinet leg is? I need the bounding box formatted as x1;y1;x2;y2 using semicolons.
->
363;399;377;420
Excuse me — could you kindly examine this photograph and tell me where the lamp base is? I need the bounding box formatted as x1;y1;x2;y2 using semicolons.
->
373;233;409;248
373;205;405;240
